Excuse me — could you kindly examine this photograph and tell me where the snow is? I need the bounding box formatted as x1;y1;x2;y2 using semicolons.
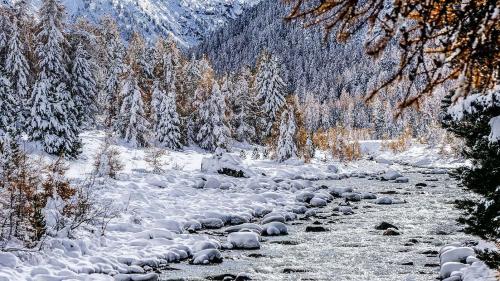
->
489;116;500;142
227;232;261;249
0;130;495;280
440;247;475;264
439;262;469;279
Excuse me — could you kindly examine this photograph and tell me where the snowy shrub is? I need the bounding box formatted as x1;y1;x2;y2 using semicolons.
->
144;147;167;173
93;139;124;179
239;149;247;159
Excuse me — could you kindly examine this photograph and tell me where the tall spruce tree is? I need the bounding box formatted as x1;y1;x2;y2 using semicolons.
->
0;72;15;144
29;0;80;158
276;109;297;162
5;17;30;129
196;80;230;151
71;43;97;129
255;51;287;137
156;89;182;150
233;69;258;143
117;71;150;148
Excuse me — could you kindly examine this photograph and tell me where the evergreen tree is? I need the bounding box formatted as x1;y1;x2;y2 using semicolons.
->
29;0;80;158
442;90;500;262
71;43;97;129
196;80;230;151
0;73;15;144
188;69;214;144
255;51;287;137
276;109;297;162
117;72;150;148
156;89;182;150
5;17;30;128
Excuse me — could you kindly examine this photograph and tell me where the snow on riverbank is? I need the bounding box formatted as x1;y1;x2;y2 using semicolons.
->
0;130;491;281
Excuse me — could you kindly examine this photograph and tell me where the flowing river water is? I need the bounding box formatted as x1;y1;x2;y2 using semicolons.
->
160;167;476;281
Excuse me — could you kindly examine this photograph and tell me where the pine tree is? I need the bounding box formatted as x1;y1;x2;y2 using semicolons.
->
117;72;150;148
255;51;287;137
196;80;230;151
156;90;182;150
276;109;297;162
0;73;15;144
5;17;30;129
71;43;97;129
442;90;500;263
188;69;214;144
29;0;80;158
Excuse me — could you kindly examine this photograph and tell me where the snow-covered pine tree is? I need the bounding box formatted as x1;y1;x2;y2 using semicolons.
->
233;68;258;143
29;0;81;158
255;51;287;138
5;17;30;130
0;72;15;144
71;43;97;129
303;92;320;133
0;11;9;64
196;80;230;151
156;89;182;150
117;71;150;148
276;109;297;162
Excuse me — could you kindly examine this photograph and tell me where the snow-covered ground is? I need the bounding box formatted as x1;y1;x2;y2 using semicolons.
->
0;131;495;281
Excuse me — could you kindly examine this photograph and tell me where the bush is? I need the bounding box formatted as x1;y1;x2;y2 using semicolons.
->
144;147;167;173
93;138;124;179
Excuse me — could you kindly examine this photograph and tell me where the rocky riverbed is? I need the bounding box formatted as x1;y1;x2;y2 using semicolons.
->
159;168;491;281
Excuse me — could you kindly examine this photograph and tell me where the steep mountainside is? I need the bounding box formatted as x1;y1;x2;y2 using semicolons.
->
195;0;400;101
7;0;261;47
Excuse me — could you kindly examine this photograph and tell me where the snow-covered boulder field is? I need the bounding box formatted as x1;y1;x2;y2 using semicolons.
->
0;131;490;280
438;244;496;281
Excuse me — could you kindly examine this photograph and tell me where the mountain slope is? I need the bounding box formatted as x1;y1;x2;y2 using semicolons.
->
9;0;261;47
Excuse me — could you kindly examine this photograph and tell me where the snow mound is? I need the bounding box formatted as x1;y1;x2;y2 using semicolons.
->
191;249;223;265
375;197;393;205
227;232;261;249
440;247;475;264
381;170;403;180
0;252;18;268
439;262;468;279
310;197;327;207
201;151;255;178
261;222;288;236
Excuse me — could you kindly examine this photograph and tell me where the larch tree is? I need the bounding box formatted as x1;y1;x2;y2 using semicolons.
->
71;43;97;129
117;71;150;148
233;68;258;143
196;80;231;151
276;109;297;162
29;0;81;158
255;51;287;137
101;17;125;128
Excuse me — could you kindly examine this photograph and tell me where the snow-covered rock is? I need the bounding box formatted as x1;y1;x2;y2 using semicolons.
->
191;249;223;265
261;215;285;224
375;197;393;205
191;240;220;253
261;222;288;236
440;247;475;264
200;218;225;229
327;165;339;173
338;206;354;215
361;192;377;199
296;192;315;203
201;152;255;178
342;192;362;202
227;232;261;249
310;197;327;207
115;273;159;281
329;187;353;197
439;262;469;279
381;170;403;180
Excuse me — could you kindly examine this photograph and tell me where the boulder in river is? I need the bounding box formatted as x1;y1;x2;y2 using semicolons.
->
261;222;288;236
262;215;286;224
310;197;327;207
191;249;223;265
227;232;261;249
380;170;403;181
375;222;399;230
305;225;329;232
375;197;393;205
394;177;409;183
